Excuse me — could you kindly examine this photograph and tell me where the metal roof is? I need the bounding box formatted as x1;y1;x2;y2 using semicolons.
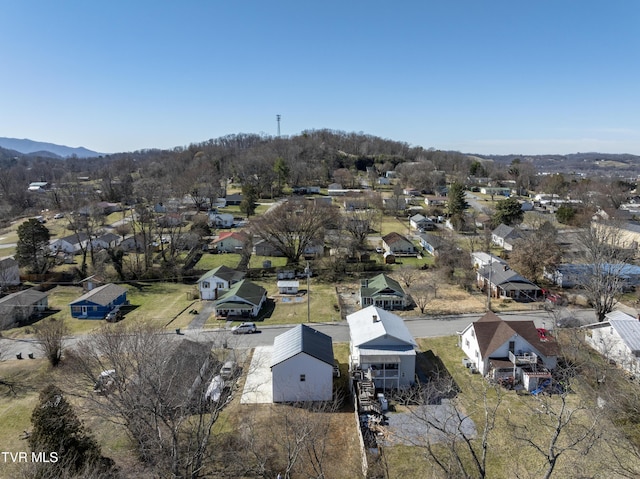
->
610;319;640;353
347;306;417;348
271;324;334;367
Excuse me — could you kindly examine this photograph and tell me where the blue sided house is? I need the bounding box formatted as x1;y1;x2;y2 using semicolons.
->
70;283;128;319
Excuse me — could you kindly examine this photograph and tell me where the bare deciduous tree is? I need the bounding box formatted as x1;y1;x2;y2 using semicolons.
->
67;323;239;478
35;318;68;367
251;198;339;264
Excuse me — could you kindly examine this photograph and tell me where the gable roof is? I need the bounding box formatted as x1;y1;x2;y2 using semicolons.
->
56;232;90;245
382;232;412;246
96;232;120;243
214;231;249;244
347;306;417;348
492;224;521;241
478;264;540;291
472;311;558;358
70;283;127;306
197;265;245;284
0;288;47;306
419;233;446;249
271;324;334;367
216;279;266;306
0;257;18;269
361;274;405;297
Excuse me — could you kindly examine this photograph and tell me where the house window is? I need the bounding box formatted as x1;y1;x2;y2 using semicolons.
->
300;374;306;382
202;281;210;289
217;282;225;289
508;341;515;353
465;339;470;348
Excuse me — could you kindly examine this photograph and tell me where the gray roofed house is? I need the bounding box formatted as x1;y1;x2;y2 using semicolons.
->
69;283;128;319
0;288;48;330
347;306;417;390
491;224;523;251
477;263;541;301
585;311;640;375
271;324;334;402
0;257;20;287
419;233;446;256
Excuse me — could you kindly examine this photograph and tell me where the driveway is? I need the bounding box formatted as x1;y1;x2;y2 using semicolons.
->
186;301;217;329
240;346;273;404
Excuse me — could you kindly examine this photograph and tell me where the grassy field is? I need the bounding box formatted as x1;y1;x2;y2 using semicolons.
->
194;252;244;271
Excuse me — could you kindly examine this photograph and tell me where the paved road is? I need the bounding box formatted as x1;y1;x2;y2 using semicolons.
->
0;307;597;361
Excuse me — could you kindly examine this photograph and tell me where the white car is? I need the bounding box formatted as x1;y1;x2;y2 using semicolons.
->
231;322;257;334
53;213;64;219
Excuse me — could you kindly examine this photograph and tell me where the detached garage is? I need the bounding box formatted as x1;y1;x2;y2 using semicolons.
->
271;324;334;403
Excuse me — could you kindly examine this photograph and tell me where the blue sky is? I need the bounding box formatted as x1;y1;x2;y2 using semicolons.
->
1;1;639;155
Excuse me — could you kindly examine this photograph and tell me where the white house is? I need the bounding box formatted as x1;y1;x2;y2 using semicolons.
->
347;306;417;390
271;324;334;402
50;233;90;254
459;311;559;391
491;224;523;252
90;232;120;250
197;265;245;300
212;231;249;253
277;280;300;294
584;311;640;375
208;211;235;228
470;252;507;270
0;257;20;287
381;232;417;256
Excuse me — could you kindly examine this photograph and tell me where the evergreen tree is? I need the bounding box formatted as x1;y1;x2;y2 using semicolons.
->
447;182;469;230
492;197;524;226
240;184;258;217
29;385;115;477
15;219;51;274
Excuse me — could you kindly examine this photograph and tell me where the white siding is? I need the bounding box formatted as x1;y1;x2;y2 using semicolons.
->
272;353;333;402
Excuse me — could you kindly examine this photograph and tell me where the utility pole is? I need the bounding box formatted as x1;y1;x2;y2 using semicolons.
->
305;261;311;322
276;114;281;137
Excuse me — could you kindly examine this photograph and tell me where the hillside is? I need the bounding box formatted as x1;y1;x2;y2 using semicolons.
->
0;137;102;158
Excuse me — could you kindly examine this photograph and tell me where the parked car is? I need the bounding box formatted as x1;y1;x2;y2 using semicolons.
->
231;322;257;334
53;213;64;219
105;306;123;322
220;361;237;380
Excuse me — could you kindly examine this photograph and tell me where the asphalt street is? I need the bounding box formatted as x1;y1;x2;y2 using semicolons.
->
0;307;597;361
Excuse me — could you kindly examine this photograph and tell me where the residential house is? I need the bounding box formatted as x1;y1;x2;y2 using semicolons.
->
377;177;391;186
459;311;559;391
383;196;407;211
90;232;120;251
253;239;285;257
271;324;334;402
347;306;417;390
208;211;235;228
69;283;127;319
359;274;407;310
410;214;436;231
480;187;511;197
277;280;300;295
157;213;184;228
50;232;90;255
0;257;20;287
212;231;249;253
491;224;523;251
544;263;640;289
28;182;49;192
0;288;48;330
214;279;267;318
584;311;640;375
419;233;446;257
471;252;507;270
197;265;245;300
119;234;146;253
382;232;417;256
225;194;243;206
424;196;447;207
477;263;541;301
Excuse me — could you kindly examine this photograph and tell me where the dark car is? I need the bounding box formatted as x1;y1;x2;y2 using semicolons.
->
105;306;123;322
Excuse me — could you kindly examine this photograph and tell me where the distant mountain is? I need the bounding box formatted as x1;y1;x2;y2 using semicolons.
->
0;137;102;158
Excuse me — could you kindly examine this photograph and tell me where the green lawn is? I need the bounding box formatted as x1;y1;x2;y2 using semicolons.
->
195;252;243;271
204;279;340;327
248;255;288;269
